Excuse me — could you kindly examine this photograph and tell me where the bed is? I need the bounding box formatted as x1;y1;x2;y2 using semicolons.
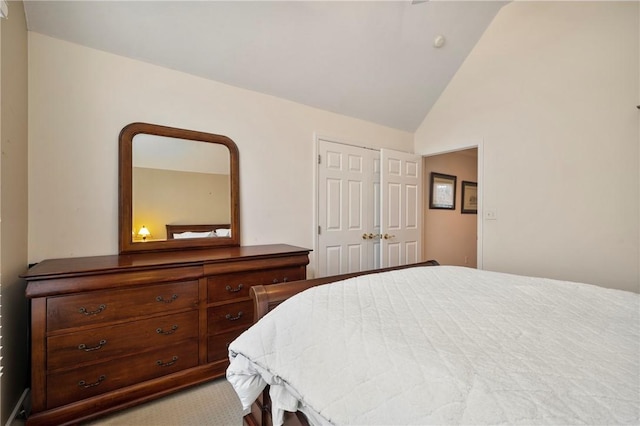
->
165;223;231;239
226;262;640;426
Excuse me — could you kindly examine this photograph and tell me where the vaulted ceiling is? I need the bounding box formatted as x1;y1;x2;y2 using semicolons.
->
23;1;507;132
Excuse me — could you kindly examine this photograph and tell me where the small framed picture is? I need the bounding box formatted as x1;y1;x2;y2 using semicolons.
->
429;172;457;210
461;181;478;214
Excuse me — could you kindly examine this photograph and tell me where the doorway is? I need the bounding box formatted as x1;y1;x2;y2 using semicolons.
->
423;148;478;267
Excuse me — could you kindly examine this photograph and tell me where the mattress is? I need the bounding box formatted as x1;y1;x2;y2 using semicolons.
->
227;266;640;425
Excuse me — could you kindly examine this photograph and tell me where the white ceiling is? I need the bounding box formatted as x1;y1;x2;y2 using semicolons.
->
23;1;507;132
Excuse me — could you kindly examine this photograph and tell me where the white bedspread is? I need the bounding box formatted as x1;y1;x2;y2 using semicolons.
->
227;266;640;425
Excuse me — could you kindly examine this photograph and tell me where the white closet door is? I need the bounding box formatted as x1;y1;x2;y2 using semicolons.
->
380;149;422;268
318;140;379;277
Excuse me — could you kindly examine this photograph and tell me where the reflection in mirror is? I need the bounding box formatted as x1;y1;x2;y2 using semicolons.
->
119;122;240;254
132;134;231;241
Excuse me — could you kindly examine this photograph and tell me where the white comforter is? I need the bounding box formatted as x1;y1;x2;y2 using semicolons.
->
227;266;640;425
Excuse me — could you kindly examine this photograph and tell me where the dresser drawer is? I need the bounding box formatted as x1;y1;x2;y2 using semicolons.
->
47;281;199;332
46;340;199;409
47;310;199;371
207;328;245;363
207;300;253;334
207;267;305;303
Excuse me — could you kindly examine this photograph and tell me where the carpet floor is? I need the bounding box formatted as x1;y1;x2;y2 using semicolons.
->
84;378;244;426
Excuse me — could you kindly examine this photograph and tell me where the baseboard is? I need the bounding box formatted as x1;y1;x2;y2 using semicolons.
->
5;388;29;426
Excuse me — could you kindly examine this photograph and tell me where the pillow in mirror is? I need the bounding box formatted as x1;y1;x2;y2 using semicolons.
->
173;231;214;239
215;228;231;237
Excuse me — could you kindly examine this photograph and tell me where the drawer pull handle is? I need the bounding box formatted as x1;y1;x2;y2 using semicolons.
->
156;324;178;335
78;304;106;316
225;311;244;321
272;277;289;284
156;294;178;303
156;355;178;367
225;284;244;293
78;375;106;389
78;339;107;352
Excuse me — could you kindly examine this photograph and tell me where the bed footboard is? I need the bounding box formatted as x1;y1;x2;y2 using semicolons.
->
243;387;310;426
251;260;439;322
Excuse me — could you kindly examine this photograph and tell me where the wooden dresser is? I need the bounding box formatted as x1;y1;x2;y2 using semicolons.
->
23;244;310;426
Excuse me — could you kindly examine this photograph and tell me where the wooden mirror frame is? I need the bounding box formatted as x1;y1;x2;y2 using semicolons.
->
119;122;240;253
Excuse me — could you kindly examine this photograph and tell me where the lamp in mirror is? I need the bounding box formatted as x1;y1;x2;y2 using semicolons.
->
138;225;151;241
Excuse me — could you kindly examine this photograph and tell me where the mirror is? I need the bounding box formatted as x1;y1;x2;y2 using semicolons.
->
119;122;240;253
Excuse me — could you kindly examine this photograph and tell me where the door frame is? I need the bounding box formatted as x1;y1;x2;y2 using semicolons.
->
419;139;484;269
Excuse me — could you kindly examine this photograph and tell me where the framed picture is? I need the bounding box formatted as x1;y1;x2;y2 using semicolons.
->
429;172;457;210
461;181;478;214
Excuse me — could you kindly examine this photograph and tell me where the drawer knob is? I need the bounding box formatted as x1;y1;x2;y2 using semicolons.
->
78;304;106;316
78;339;107;352
78;375;106;389
225;311;244;321
156;324;178;335
156;355;178;367
156;294;178;303
225;284;244;293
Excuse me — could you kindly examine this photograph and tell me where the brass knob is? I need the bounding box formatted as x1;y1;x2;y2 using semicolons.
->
383;233;396;240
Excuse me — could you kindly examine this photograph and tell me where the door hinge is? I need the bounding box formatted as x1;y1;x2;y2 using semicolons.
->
318;226;321;235
318;154;321;165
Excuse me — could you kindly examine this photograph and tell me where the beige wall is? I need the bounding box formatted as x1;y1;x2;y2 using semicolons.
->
423;150;477;267
28;33;413;270
0;0;29;423
415;1;639;292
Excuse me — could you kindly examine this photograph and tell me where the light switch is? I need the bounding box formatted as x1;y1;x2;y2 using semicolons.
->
485;210;497;220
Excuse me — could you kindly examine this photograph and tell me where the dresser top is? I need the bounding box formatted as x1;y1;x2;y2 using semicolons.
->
23;244;310;281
